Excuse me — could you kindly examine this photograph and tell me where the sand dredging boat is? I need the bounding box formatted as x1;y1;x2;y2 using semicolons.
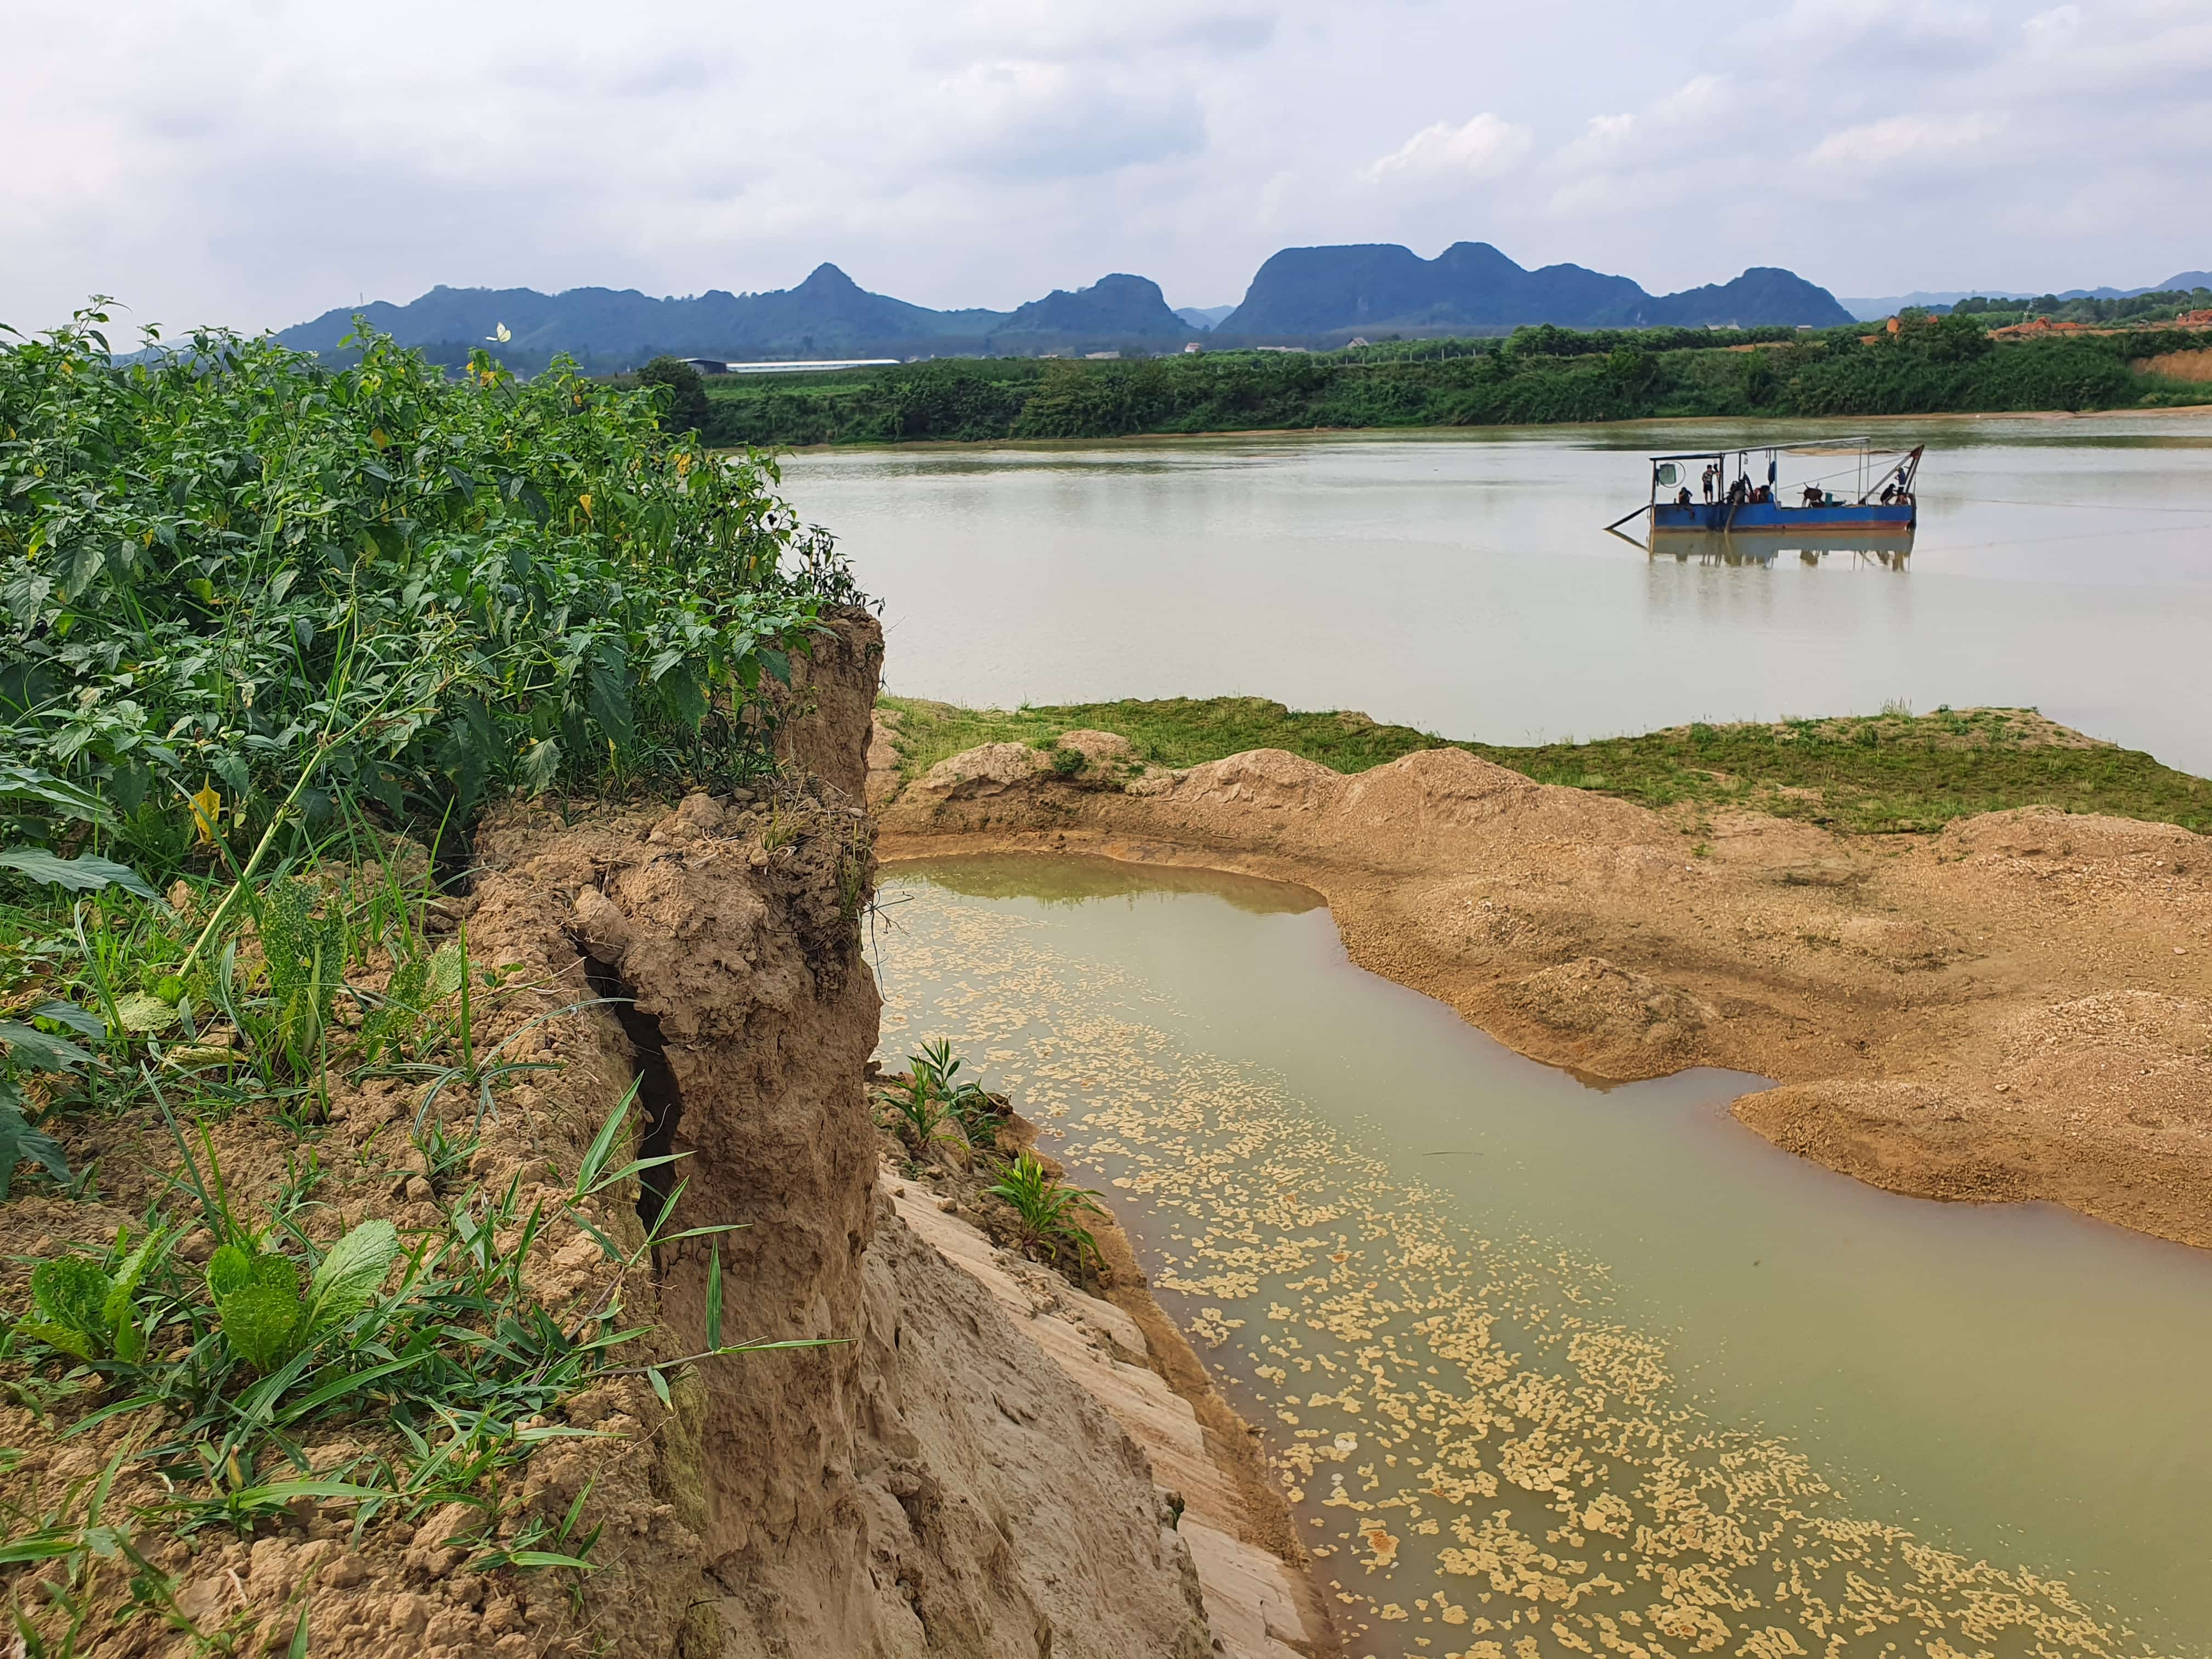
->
1615;437;1924;537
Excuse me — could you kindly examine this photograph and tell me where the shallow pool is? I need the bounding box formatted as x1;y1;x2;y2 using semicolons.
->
873;856;2212;1658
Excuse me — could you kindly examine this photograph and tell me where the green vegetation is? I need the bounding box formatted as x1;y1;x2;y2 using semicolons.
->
0;309;862;1645
635;354;712;435
881;695;2212;837
3;303;856;873
983;1152;1105;1275
875;1042;1099;1277
1947;286;2212;328
0;837;824;1647
699;320;2212;447
874;1038;1000;1165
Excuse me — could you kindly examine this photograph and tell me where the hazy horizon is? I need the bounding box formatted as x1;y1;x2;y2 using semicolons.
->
9;0;2208;343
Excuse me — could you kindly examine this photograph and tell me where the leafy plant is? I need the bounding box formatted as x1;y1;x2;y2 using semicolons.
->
983;1152;1106;1273
14;1228;167;1363
909;1038;998;1142
203;1218;401;1374
1;303;862;876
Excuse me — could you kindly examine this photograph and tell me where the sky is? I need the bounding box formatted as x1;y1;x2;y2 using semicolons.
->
7;0;2208;342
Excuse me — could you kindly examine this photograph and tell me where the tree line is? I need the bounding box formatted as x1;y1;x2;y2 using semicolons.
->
646;318;2212;447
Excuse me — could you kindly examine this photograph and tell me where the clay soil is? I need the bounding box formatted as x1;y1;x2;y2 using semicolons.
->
876;732;2212;1250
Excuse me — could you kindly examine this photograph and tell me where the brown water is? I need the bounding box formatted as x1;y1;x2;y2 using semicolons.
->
872;856;2212;1658
786;413;2212;775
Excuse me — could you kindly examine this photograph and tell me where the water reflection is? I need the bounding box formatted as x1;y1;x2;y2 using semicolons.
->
1643;529;1915;568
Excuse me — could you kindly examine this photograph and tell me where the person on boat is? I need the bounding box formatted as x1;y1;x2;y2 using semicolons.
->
1802;483;1824;507
1880;481;1898;504
1701;464;1716;503
1677;486;1693;506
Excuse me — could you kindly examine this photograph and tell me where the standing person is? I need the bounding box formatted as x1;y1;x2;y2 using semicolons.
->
1701;464;1716;503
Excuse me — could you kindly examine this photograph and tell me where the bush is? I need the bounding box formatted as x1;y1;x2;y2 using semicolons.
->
1;305;857;878
636;354;712;434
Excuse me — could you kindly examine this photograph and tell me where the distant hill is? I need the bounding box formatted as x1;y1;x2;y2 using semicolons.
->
274;264;1186;371
1215;242;1852;336
1175;305;1237;331
1842;272;2212;320
270;241;1875;373
993;274;1191;345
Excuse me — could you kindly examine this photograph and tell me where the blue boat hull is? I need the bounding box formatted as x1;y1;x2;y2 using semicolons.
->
1652;501;1914;534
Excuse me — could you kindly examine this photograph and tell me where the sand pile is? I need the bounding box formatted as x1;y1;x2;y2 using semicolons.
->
880;741;2212;1247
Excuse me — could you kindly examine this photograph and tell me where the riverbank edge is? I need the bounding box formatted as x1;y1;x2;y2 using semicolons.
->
737;397;2212;454
879;1113;1342;1658
878;808;2212;1255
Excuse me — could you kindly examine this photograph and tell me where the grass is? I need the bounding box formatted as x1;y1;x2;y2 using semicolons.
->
0;837;819;1648
879;693;2212;837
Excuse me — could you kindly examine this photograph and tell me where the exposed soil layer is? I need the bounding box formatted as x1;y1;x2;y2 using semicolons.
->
878;733;2212;1249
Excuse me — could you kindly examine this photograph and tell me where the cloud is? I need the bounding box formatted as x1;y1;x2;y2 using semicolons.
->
1807;111;2008;167
928;61;1207;178
3;0;2208;340
1362;114;1533;183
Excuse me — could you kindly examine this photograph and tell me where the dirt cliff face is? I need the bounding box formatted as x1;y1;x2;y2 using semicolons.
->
474;780;1210;1657
777;605;884;800
472;613;1210;1656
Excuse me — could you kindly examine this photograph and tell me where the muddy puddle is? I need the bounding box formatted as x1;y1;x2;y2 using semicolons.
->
872;856;2212;1658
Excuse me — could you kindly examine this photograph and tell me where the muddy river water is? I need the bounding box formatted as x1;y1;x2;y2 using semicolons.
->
786;412;2212;776
872;857;2212;1658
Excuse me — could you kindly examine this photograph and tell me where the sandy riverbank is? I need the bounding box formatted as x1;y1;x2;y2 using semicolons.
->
873;725;2212;1250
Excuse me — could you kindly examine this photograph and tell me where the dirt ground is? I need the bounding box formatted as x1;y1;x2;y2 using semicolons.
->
875;730;2212;1250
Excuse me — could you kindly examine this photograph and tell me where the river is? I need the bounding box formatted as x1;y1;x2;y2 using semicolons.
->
873;857;2212;1659
784;413;2212;776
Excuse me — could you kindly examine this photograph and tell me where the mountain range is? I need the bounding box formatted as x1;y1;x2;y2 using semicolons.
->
272;242;1866;370
1838;273;2212;321
1216;244;1853;337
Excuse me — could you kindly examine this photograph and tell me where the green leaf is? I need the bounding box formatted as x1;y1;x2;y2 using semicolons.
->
705;1248;724;1352
0;1094;71;1197
217;1277;304;1373
205;1243;257;1302
519;736;561;793
645;1365;672;1409
662;665;707;731
0;847;157;899
14;1318;97;1362
301;1219;401;1339
27;1001;106;1039
103;1227;166;1328
31;1257;115;1345
287;1604;312;1659
499;1550;600;1571
0;1021;93;1072
0;768;112;828
112;992;179;1034
584;640;634;750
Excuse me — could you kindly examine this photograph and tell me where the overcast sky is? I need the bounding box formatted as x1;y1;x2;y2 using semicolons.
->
7;0;2207;341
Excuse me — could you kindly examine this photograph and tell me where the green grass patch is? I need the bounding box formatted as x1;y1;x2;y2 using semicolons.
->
879;694;2212;837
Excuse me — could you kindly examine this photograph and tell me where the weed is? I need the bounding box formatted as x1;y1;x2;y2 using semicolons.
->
983;1152;1105;1277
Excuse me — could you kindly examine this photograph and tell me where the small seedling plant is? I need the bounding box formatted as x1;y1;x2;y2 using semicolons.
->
984;1152;1108;1280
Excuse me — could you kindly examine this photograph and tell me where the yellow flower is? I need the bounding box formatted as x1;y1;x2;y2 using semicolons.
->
189;784;222;845
578;492;593;518
370;427;390;449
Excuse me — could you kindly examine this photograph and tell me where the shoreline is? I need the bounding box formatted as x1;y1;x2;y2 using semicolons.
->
873;735;2212;1252
749;399;2212;456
